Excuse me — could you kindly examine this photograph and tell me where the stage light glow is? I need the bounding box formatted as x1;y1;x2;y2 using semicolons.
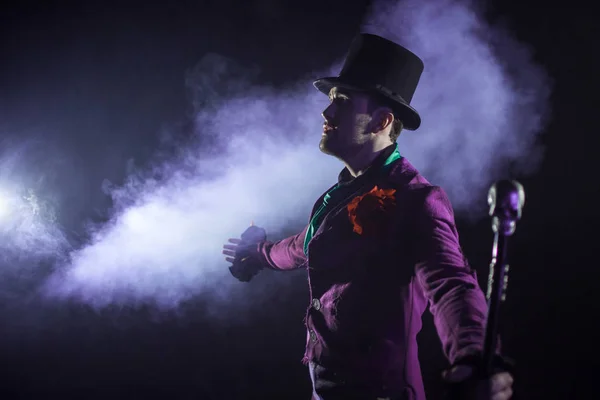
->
0;190;11;221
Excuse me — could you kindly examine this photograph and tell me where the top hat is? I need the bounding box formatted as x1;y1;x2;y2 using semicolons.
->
314;33;424;131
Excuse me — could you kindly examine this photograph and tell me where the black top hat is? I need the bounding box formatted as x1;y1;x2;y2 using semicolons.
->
314;33;424;131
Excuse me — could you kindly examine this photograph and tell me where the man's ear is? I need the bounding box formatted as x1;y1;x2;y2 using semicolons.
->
369;107;395;133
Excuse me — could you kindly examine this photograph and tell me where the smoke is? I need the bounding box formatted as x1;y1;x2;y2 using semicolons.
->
32;0;550;311
0;138;71;266
363;0;551;208
41;55;335;312
0;138;72;327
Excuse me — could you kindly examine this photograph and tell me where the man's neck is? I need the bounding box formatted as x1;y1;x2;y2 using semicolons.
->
343;142;393;178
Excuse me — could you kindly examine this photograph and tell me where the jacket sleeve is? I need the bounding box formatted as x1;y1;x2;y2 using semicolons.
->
256;225;309;271
412;186;489;365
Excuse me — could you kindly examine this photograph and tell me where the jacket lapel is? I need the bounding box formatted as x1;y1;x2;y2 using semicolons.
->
309;157;421;243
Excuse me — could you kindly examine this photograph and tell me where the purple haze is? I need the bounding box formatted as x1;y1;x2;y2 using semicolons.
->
36;0;551;310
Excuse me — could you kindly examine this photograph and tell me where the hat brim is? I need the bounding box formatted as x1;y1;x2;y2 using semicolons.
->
313;77;421;131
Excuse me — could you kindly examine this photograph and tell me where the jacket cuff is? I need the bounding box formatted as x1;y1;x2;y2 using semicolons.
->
255;241;274;270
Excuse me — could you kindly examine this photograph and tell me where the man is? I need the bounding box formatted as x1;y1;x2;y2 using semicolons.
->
222;34;514;400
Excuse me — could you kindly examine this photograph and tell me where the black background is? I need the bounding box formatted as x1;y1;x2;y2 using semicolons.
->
1;0;598;399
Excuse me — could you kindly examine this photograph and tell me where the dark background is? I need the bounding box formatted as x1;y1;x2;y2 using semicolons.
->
0;0;598;399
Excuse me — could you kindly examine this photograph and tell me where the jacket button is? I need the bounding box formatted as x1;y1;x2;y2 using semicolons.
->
309;329;317;343
311;298;321;311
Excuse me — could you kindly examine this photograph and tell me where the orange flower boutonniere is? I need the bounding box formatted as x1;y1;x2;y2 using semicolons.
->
347;185;397;235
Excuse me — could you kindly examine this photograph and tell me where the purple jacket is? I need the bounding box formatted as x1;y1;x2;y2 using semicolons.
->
257;157;488;399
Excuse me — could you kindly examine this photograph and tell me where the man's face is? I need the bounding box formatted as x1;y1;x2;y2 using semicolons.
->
319;87;374;158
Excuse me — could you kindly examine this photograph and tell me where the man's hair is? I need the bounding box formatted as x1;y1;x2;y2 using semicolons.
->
389;118;403;143
367;94;404;143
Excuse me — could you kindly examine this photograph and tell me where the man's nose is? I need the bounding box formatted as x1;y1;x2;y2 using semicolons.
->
322;103;335;121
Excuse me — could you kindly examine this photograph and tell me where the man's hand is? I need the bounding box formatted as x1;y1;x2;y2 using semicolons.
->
222;237;245;265
223;237;262;282
223;224;267;282
443;364;513;400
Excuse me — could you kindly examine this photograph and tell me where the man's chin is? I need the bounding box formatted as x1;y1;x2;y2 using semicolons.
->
319;135;337;156
319;136;337;156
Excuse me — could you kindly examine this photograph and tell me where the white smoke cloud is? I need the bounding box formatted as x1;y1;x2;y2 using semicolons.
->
38;0;550;310
363;0;551;210
0;139;71;268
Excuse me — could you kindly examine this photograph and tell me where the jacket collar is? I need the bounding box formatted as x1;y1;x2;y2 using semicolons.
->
337;143;398;185
309;152;423;243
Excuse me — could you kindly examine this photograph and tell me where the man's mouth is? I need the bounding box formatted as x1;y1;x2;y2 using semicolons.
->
323;123;337;134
